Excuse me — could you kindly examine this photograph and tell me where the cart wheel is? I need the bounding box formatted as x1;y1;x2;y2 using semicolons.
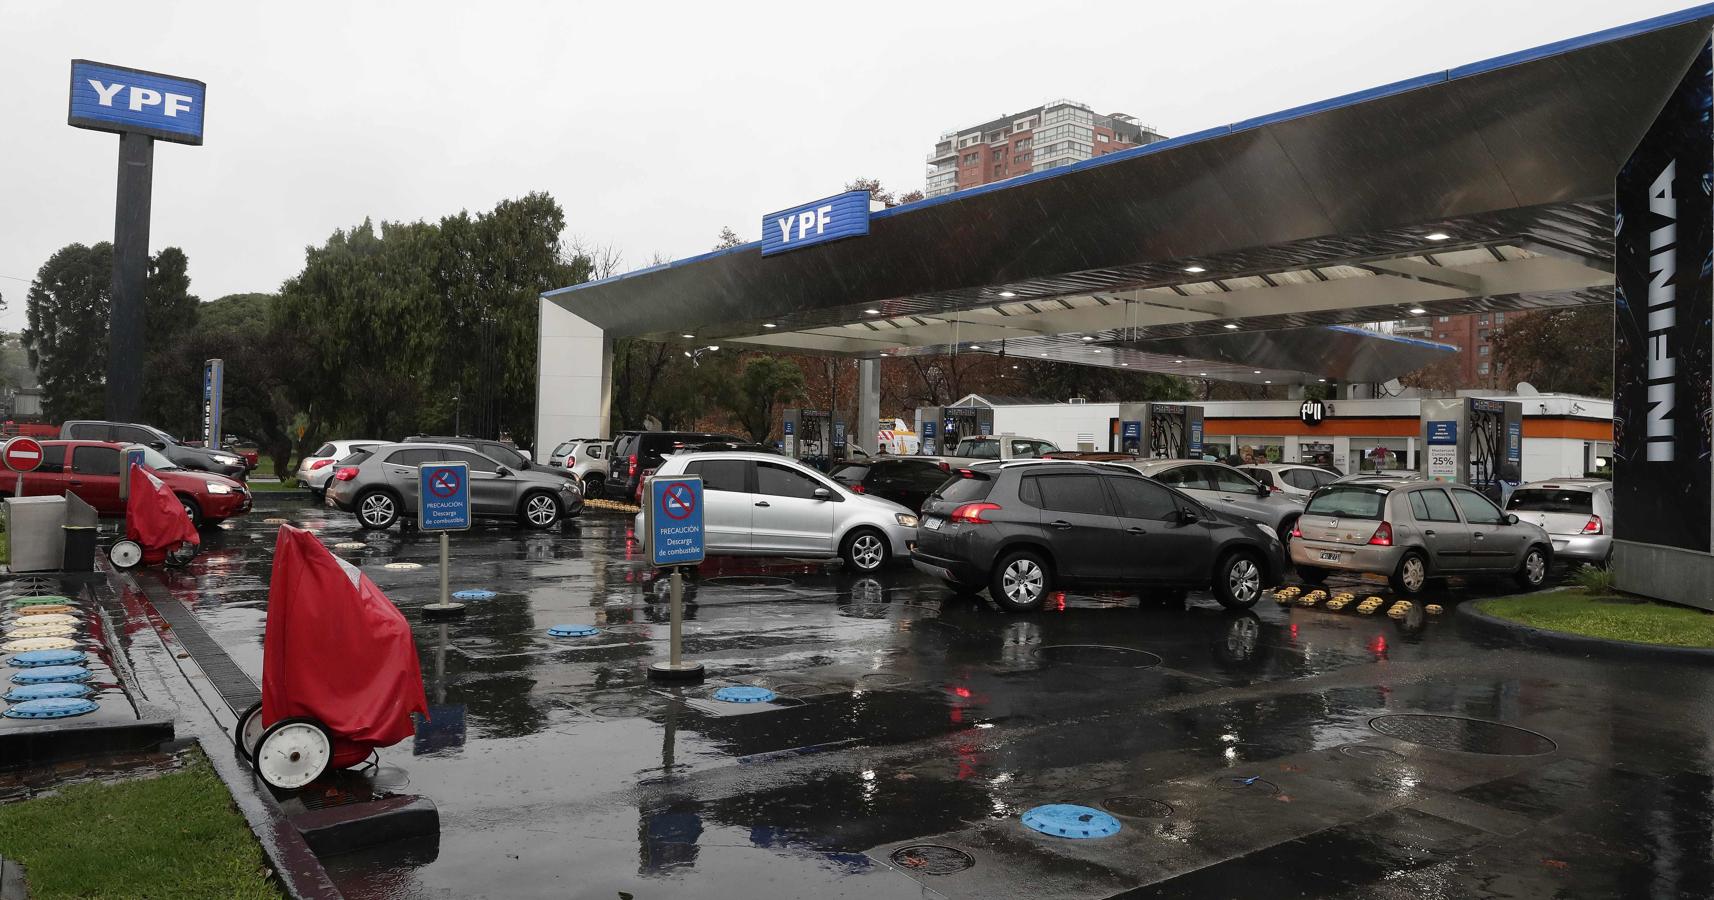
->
234;701;266;763
165;541;198;568
255;717;332;790
108;540;143;569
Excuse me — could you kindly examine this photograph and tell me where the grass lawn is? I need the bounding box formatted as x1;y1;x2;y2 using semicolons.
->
1477;589;1714;649
246;479;302;492
0;753;278;899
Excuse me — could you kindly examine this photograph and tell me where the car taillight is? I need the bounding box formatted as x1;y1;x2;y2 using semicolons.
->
851;484;866;493
937;461;950;472
333;466;359;482
957;468;978;479
628;454;638;476
309;458;333;470
1290;521;1302;539
1368;521;1394;546
1582;515;1602;535
950;502;1000;524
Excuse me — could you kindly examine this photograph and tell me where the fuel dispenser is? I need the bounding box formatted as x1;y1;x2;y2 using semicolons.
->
914;406;994;456
781;408;849;470
1109;403;1205;458
1419;397;1523;503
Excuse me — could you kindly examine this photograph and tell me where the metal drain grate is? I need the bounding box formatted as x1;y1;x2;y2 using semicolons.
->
890;845;974;875
1369;714;1555;756
1101;796;1173;818
1032;645;1163;668
1338;744;1404;762
148;594;260;711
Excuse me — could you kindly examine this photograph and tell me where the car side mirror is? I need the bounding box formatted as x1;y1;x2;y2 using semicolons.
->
1179;507;1200;524
496;466;513;477
1505;513;1519;526
1257;483;1270;499
150;441;165;450
813;487;832;500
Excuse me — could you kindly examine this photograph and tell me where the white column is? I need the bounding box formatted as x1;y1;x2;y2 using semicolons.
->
534;297;612;462
856;358;881;455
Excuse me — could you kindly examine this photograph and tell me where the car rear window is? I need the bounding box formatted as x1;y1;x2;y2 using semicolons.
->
934;470;993;503
341;449;374;466
1305;485;1388;520
1506;488;1594;514
313;442;337;457
954;438;999;459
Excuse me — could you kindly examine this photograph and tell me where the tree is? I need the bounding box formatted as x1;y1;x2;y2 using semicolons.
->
23;243;112;421
1491;307;1612;396
714;355;806;441
844;177;894;207
713;226;744;250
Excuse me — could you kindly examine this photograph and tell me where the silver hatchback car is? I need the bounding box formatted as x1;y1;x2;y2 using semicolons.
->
1117;459;1306;539
1291;480;1551;595
1504;478;1613;566
326;442;582;530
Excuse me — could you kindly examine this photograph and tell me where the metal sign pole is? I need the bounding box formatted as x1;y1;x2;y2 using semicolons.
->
647;475;705;682
421;462;470;619
668;567;684;668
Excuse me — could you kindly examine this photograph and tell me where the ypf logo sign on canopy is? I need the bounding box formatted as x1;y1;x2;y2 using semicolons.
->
68;60;206;145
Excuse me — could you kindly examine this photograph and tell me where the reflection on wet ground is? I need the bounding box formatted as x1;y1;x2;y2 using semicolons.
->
148;501;1714;899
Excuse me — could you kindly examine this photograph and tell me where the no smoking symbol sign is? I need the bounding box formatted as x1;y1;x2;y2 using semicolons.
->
662;483;696;520
429;469;462;498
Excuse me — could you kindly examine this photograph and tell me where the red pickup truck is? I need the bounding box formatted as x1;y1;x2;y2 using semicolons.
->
3;440;252;527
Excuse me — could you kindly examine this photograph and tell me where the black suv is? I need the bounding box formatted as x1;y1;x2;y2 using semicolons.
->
912;461;1285;612
59;420;247;479
608;431;742;500
403;436;573;483
830;457;951;514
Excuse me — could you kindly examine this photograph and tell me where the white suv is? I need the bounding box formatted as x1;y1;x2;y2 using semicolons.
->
549;438;611;493
635;451;918;571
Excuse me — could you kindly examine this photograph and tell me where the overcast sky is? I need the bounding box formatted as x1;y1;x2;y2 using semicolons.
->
0;0;1695;332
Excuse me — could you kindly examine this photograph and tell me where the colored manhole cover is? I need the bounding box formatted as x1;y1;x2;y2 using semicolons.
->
453;589;496;601
1101;796;1173;818
334;542;367;550
1213;775;1280;796
1369;714;1556;756
8;613;77;626
383;562;423;570
7;595;73;607
1338;744;1404;762
1031;645;1163;668
858;672;907;686
889;845;975;875
7;648;85;668
770;682;828;697
15;605;75;616
547;624;600;638
5;624;74;639
1;638;77;653
713;686;776;704
1021;804;1122;839
591;703;649;718
4;682;94;703
11;665;92;685
4;697;98;719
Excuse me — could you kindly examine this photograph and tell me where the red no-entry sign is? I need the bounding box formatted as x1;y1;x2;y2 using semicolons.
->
2;437;44;473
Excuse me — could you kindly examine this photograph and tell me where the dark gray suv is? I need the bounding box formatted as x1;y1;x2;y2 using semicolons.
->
911;461;1286;612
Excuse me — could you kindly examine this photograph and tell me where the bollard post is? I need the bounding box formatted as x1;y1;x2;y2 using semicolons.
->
647;474;705;682
669;567;684;668
423;529;466;619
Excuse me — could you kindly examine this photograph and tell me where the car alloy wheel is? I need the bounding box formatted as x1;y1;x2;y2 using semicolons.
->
525;494;559;527
1002;558;1045;607
1517;547;1548;589
849;533;885;570
359;493;396;528
1401;555;1425;592
1226;557;1261;605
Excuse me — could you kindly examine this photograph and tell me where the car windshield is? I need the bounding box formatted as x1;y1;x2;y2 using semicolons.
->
831;464;870;482
1507;488;1594;514
125;444;179;470
1305;485;1388;520
954;438;999;459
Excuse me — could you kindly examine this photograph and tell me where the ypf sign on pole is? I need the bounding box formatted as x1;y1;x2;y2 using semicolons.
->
68;60;205;422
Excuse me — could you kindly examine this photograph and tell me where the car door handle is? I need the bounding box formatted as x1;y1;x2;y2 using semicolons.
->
1050;520;1073;530
755;501;770;508
1126;527;1147;536
68;479;83;486
1473;533;1485;540
1424;530;1436;537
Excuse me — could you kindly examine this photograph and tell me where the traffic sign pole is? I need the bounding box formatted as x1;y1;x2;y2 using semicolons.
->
646;474;706;682
420;461;471;619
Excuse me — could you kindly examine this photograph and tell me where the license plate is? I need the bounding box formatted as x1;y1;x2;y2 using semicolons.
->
923;516;943;530
1319;550;1340;562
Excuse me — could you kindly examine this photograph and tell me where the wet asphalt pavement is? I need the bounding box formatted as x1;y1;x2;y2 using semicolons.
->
132;499;1714;899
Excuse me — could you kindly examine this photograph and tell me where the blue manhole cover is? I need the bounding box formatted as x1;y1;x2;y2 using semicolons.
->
5;682;94;703
712;686;777;704
1021;804;1122;839
4;697;98;719
8;648;86;668
11;665;92;685
547;624;600;638
453;589;497;601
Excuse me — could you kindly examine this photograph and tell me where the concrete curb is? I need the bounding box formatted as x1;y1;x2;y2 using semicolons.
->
1455;599;1714;664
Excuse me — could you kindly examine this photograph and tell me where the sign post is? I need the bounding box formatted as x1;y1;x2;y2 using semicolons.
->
2;437;43;498
202;359;224;449
644;475;706;682
418;461;471;618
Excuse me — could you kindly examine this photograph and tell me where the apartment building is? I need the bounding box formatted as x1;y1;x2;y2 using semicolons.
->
1395;311;1520;387
925;99;1168;198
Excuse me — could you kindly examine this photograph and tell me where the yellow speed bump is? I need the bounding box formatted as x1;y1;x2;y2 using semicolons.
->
1387;601;1414;619
1356;598;1384;615
15;604;74;616
1325;597;1352;611
1425;604;1444;616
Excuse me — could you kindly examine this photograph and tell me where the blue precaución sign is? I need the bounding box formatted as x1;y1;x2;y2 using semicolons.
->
648;477;705;567
1427;421;1458;445
68;60;206;145
761;190;871;256
1121;421;1143;440
419;462;471;531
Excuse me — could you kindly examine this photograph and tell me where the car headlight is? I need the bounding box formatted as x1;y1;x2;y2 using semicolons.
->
895;513;919;527
1257;524;1278;540
206;483;234;495
213;454;241;466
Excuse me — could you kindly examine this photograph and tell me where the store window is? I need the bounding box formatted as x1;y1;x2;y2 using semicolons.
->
1350;440;1410;474
1233;440;1284;465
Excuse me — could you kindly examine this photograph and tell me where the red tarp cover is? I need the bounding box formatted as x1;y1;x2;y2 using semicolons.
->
125;463;200;565
261;526;428;751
